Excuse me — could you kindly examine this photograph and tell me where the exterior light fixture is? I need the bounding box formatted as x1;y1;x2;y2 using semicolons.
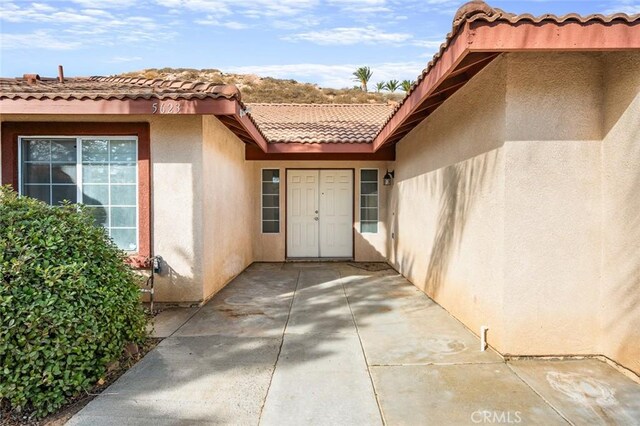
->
383;170;395;186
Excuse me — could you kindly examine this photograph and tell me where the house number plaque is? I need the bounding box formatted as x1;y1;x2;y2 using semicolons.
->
152;102;182;114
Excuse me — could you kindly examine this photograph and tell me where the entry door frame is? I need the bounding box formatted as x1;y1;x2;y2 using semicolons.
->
285;168;355;260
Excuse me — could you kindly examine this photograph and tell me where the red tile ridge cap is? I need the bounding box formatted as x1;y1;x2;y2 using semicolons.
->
90;76;241;100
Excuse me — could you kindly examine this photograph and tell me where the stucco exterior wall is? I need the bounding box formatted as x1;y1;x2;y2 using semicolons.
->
0;114;206;303
250;160;391;262
601;52;640;375
201;116;254;301
389;56;508;349
391;52;640;376
503;53;604;356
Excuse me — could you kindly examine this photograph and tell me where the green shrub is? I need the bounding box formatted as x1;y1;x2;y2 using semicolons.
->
0;186;148;418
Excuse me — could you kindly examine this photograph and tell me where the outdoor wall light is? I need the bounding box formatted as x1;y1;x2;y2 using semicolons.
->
383;170;395;186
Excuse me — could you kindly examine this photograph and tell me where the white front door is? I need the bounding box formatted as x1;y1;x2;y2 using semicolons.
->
287;169;353;258
319;170;353;257
287;170;320;257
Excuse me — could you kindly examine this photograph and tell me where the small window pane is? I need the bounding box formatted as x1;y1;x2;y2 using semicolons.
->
51;139;76;162
111;185;136;206
52;185;77;205
110;163;136;183
263;221;279;233
111;229;137;251
262;182;279;195
262;169;280;183
24;185;50;203
83;184;109;206
52;164;76;184
361;169;377;182
361;222;378;233
361;182;378;195
83;164;109;183
86;206;108;227
361;208;378;221
82;140;109;162
360;195;378;208
263;208;279;221
24;163;50;183
262;194;279;208
23;140;50;161
111;207;136;227
110;140;136;162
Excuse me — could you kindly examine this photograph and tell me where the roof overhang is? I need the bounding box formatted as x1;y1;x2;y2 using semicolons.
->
373;18;640;151
246;142;395;161
0;97;269;152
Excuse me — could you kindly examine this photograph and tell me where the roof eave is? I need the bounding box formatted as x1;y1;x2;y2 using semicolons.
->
0;96;269;152
373;19;640;151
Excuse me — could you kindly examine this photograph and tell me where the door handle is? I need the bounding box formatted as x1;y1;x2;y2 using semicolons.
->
314;217;319;221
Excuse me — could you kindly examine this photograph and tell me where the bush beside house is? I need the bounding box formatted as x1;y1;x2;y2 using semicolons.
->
0;186;148;418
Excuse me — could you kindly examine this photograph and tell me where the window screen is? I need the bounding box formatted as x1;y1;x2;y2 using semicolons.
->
360;169;378;233
262;169;280;233
20;137;138;251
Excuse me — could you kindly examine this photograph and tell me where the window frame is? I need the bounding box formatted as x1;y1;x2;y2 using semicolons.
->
1;122;151;258
17;135;140;252
261;168;281;234
359;168;379;234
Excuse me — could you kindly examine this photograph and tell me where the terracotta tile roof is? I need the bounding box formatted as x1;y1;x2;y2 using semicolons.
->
246;103;395;144
0;75;240;101
381;0;640;132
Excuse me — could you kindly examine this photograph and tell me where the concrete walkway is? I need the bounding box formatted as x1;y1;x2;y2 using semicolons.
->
69;263;640;425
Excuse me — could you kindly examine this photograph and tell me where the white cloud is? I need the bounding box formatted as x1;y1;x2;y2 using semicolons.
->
0;30;82;50
70;0;141;8
158;0;317;17
285;25;412;45
0;1;171;50
603;0;640;14
195;16;249;29
108;56;143;63
226;61;424;88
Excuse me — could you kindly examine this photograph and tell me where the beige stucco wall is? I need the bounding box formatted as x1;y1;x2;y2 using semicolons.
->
391;51;640;376
389;55;508;349
250;160;391;262
502;53;604;355
601;52;640;375
201;116;254;300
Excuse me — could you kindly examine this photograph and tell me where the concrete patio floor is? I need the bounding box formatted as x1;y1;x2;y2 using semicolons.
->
69;262;640;425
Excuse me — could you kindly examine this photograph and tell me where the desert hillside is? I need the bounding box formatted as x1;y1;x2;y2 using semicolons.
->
119;68;404;104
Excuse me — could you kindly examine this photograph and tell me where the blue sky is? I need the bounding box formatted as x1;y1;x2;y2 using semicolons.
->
1;0;638;88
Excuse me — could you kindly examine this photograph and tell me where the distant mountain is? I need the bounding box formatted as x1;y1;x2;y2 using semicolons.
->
119;68;404;104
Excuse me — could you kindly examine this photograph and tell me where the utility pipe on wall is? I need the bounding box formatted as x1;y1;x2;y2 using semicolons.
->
480;326;489;351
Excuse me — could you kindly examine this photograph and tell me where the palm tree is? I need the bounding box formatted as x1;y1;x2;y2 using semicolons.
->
401;79;415;92
352;66;373;92
375;82;385;93
385;79;400;93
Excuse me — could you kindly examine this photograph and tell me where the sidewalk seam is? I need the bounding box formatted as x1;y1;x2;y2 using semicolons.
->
340;270;387;426
257;269;301;425
505;362;574;426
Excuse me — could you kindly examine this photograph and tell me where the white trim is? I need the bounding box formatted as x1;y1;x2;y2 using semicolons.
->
359;168;379;234
260;168;280;234
17;135;139;252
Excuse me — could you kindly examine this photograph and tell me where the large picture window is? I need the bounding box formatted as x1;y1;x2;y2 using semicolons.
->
360;169;378;233
262;169;280;233
19;136;138;251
